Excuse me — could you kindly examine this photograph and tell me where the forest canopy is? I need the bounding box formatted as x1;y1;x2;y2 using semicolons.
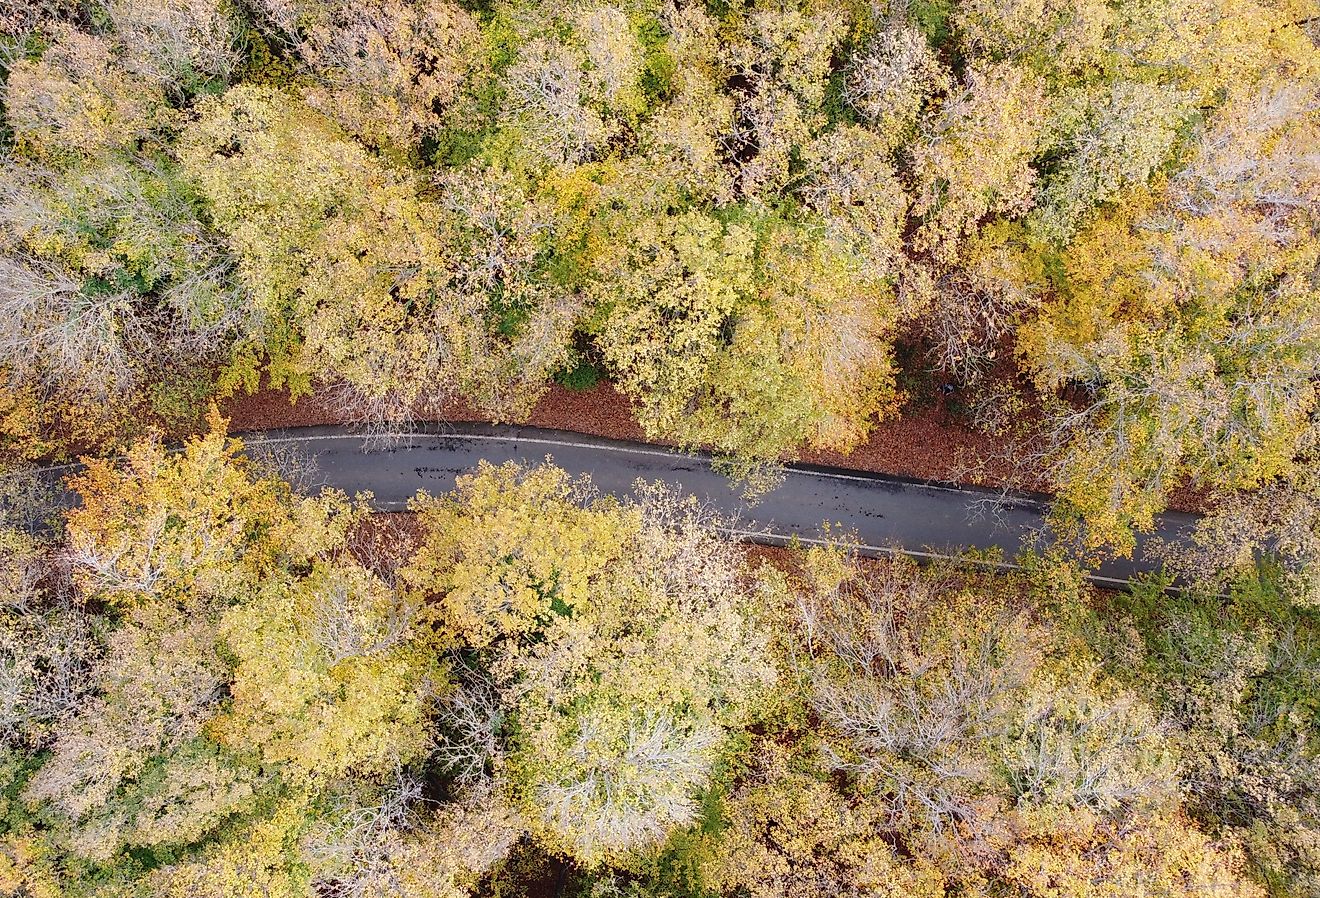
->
0;0;1315;548
2;0;1320;894
3;425;1318;896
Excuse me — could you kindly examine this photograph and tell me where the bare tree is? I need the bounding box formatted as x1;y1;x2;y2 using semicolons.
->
244;438;325;497
432;663;503;788
915;258;1040;386
107;0;242;93
305;775;521;898
318;379;427;447
800;555;1041;851
845;15;947;142
535;711;719;859
502;38;611;166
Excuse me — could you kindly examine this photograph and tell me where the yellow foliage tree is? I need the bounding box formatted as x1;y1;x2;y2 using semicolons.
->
181;86;578;424
408;463;777;866
594;210;903;472
4;25;172;157
215;560;445;781
1019;62;1320;551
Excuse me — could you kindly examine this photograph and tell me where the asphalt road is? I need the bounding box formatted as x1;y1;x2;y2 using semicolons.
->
217;422;1194;587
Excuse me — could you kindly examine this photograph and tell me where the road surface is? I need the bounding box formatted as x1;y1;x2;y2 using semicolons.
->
27;423;1193;586
212;423;1191;588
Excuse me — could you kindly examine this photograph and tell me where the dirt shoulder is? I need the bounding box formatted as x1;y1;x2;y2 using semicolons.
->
221;383;1025;484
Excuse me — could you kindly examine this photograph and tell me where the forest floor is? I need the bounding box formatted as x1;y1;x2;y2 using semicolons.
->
220;380;1207;513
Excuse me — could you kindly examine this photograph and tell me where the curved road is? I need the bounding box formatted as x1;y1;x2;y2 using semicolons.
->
29;422;1193;586
214;422;1192;587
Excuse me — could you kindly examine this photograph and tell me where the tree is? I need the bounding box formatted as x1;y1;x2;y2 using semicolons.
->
1002;806;1265;898
590;211;755;452
0;154;245;455
633;1;735;204
907;61;1046;264
407;463;777;865
20;426;349;861
488;1;661;173
297;0;485;149
792;549;1247;892
1032;79;1193;243
711;744;948;898
953;0;1111;77
105;0;242;95
724;220;903;455
0;422;486;896
403;461;626;649
592;209;903;474
721;1;848;198
845;16;947;147
436;162;582;420
180;84;439;400
3;24;171;157
19;572;255;859
181;85;578;425
63;422;349;605
908;222;1043;384
0;0;78;38
139;801;312;898
573;4;647;114
1160;468;1320;605
0;528;92;752
1018;70;1320;551
214;559;445;782
302;782;522;898
1089;575;1320;896
798;125;908;281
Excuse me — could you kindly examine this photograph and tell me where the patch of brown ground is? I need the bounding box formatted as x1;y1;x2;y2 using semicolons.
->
347;511;424;577
220;382;1030;484
803;401;1040;489
738;543;804;577
220;382;647;442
